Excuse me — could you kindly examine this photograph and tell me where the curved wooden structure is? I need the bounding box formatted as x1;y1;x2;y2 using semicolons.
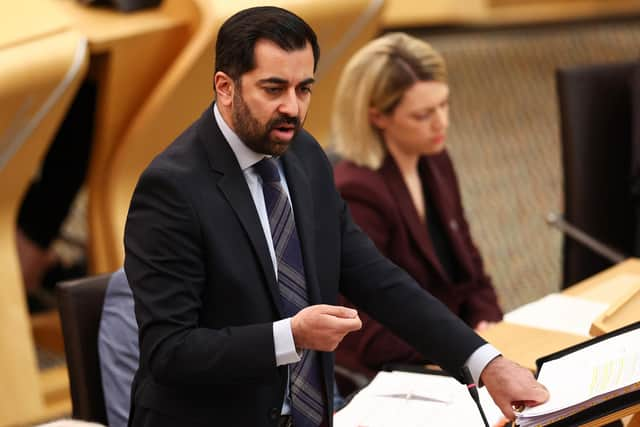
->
0;20;89;424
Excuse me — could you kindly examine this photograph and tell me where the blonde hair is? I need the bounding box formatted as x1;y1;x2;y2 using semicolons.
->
331;33;447;170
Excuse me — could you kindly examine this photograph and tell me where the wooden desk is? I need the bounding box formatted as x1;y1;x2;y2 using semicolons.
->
563;258;640;305
53;0;193;52
0;1;70;50
479;322;587;372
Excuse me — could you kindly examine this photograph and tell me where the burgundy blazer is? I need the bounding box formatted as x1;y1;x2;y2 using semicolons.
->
334;151;502;377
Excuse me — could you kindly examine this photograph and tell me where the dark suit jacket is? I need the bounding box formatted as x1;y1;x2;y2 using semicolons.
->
334;153;502;377
124;104;486;426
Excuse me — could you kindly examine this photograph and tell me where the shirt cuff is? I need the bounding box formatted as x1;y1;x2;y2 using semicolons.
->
465;343;501;386
273;318;302;366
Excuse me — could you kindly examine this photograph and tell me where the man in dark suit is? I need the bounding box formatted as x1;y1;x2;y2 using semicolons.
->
124;6;548;427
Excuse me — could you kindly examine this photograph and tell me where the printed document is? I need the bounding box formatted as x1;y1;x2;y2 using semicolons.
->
516;327;640;427
334;370;504;427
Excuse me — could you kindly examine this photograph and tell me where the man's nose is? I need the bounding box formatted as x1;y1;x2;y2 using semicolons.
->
278;89;300;117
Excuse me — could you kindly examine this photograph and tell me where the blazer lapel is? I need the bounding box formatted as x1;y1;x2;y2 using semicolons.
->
381;156;450;282
196;105;284;316
281;150;322;305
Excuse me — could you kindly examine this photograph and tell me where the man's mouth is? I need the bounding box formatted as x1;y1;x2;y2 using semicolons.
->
270;122;297;140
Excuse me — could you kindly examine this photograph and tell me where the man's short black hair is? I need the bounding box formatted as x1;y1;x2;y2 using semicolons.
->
215;6;320;82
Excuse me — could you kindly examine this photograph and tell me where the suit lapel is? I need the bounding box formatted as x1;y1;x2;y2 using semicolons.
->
196;105;284;316
381;156;450;282
281;150;322;305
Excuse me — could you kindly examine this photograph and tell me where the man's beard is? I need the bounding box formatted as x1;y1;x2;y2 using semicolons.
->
231;90;302;156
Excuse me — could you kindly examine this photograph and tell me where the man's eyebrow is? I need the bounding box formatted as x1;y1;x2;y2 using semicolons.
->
257;77;316;85
257;77;289;85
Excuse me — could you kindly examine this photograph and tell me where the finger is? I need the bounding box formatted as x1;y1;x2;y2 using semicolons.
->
326;315;362;332
317;304;358;319
475;321;489;331
522;385;550;406
497;402;516;421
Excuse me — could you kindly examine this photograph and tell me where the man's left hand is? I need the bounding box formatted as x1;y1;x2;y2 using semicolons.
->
480;356;549;420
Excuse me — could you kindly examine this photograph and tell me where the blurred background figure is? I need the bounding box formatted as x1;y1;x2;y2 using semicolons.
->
332;32;503;379
16;80;96;312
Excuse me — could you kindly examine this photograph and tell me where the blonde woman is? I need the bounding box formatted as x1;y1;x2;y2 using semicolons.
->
333;33;503;378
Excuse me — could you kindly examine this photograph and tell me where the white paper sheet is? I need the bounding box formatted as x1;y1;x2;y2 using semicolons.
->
504;293;608;336
334;371;504;427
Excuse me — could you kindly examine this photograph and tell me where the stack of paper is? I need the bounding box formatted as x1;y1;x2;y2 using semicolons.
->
516;328;640;427
504;293;608;337
334;370;504;427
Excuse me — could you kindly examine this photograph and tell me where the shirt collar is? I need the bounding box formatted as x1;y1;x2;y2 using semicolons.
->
213;103;267;171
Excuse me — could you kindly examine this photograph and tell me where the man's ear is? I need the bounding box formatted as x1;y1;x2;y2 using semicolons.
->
214;71;235;107
369;107;388;130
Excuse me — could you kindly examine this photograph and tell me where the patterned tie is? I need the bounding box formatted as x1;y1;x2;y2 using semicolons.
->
254;158;325;427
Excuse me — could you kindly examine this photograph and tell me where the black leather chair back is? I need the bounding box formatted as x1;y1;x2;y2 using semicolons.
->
80;0;162;12
557;61;639;288
57;273;113;424
631;66;640;256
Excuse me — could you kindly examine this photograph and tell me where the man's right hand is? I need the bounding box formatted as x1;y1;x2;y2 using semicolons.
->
291;304;362;351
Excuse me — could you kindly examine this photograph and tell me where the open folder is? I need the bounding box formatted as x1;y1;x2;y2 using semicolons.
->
515;321;640;427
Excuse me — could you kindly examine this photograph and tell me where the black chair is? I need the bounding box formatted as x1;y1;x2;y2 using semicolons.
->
87;0;162;12
556;60;640;288
57;273;113;424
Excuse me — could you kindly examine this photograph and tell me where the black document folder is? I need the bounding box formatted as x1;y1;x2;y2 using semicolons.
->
529;320;640;427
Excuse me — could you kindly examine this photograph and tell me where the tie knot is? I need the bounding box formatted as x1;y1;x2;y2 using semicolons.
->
254;158;280;183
